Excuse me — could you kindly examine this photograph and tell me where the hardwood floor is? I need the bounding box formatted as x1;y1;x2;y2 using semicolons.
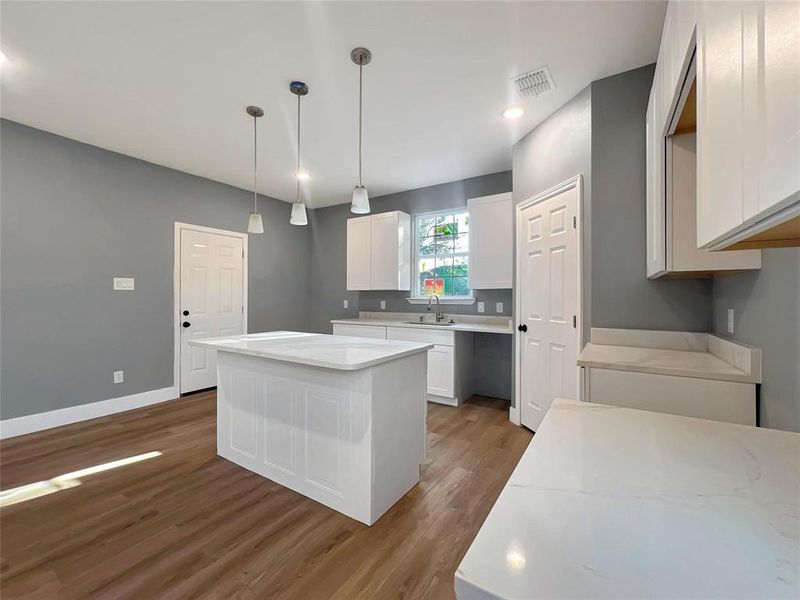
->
0;391;532;600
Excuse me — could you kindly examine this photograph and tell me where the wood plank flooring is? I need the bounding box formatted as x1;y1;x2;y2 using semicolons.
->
0;391;532;600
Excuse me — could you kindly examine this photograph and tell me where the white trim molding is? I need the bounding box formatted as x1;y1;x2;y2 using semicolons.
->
405;297;476;306
0;386;179;439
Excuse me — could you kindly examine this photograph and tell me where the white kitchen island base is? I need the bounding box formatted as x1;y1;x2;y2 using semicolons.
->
194;332;431;526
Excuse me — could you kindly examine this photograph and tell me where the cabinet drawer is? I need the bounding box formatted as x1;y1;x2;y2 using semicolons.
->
426;345;455;398
585;367;755;426
332;324;387;339
385;326;455;346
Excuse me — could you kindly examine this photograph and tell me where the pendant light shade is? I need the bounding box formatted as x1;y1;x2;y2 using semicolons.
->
350;47;371;214
289;81;309;226
246;105;265;234
351;185;370;214
248;211;264;233
290;201;308;225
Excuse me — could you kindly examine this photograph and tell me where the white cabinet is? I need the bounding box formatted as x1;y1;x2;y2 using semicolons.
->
346;216;371;290
583;367;755;426
386;326;472;407
467;192;512;289
646;0;762;277
332;323;387;339
346;211;411;291
696;0;800;250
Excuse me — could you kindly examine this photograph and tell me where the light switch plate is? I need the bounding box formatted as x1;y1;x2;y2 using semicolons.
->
113;370;124;384
343;299;349;309
380;300;386;310
113;277;135;291
727;308;735;333
477;302;485;313
496;302;504;313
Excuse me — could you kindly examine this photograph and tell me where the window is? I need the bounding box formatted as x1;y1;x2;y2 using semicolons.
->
413;209;471;299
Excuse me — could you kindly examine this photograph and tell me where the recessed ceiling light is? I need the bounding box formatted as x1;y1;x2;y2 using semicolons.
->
296;172;311;181
503;107;524;120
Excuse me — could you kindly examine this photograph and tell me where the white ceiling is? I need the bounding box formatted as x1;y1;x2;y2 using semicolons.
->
1;1;666;208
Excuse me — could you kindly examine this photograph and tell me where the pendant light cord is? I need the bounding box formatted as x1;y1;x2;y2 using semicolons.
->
296;93;301;203
252;114;258;213
358;62;363;186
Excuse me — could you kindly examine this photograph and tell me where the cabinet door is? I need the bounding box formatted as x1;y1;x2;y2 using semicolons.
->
426;344;455;398
370;212;399;290
468;193;513;289
646;89;667;277
696;0;753;247
332;324;387;339
346;216;371;290
754;0;800;220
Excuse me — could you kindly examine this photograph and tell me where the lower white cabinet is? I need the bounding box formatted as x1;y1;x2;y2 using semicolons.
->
331;323;387;340
583;367;755;426
333;323;472;406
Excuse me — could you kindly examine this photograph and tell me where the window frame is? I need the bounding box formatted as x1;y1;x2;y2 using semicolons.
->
410;208;475;303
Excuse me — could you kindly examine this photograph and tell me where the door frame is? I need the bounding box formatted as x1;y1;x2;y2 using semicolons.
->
173;221;248;394
512;174;585;426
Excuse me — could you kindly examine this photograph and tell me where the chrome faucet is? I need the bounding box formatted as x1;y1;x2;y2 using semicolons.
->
427;294;444;322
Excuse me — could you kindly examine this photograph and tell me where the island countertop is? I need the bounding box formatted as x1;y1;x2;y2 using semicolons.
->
456;399;799;600
189;331;433;371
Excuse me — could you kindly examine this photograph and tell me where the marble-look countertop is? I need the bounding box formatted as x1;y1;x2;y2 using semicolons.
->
456;399;800;600
330;314;513;335
577;329;761;384
189;331;432;371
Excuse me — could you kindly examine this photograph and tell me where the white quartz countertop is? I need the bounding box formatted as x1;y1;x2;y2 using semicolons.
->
330;317;513;335
456;399;800;600
189;331;432;371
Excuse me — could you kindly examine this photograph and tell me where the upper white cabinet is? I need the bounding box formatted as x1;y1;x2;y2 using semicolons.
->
696;0;800;250
346;211;411;291
646;0;763;277
468;192;513;289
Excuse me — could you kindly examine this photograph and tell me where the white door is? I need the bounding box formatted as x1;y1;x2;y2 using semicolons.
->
370;212;398;289
180;228;245;393
517;184;579;431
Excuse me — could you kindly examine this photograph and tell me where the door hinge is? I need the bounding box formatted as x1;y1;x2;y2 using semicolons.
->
573;315;577;328
573;216;577;229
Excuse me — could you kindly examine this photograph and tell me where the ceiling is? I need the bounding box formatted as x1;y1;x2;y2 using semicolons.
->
0;1;666;208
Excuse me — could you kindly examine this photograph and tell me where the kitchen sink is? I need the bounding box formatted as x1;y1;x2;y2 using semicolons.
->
404;321;455;326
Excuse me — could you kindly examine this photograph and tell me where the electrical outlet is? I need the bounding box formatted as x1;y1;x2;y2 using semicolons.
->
113;277;135;291
727;308;735;334
343;299;349;309
380;300;386;310
477;301;485;313
113;370;124;384
496;302;504;313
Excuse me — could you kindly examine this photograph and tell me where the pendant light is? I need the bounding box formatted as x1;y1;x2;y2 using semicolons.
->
350;47;371;214
289;81;309;226
246;105;265;233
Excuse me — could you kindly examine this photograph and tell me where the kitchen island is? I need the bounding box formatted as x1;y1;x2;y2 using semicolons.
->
190;331;432;525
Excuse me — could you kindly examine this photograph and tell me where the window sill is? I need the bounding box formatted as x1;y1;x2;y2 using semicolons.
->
406;297;476;306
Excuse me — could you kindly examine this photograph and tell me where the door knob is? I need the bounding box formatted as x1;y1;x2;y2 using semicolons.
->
517;324;528;332
182;310;189;316
182;321;191;328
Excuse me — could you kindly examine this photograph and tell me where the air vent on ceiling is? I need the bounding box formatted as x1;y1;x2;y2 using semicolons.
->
513;66;555;99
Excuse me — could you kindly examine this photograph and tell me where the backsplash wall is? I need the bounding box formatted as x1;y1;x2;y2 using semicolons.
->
307;171;513;334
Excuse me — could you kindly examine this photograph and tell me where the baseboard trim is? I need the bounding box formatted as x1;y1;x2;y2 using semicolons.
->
0;386;179;439
509;405;521;426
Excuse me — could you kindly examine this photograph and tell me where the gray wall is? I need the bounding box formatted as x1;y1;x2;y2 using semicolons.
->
1;119;311;420
307;172;514;400
711;249;800;432
512;85;593;343
590;65;712;332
